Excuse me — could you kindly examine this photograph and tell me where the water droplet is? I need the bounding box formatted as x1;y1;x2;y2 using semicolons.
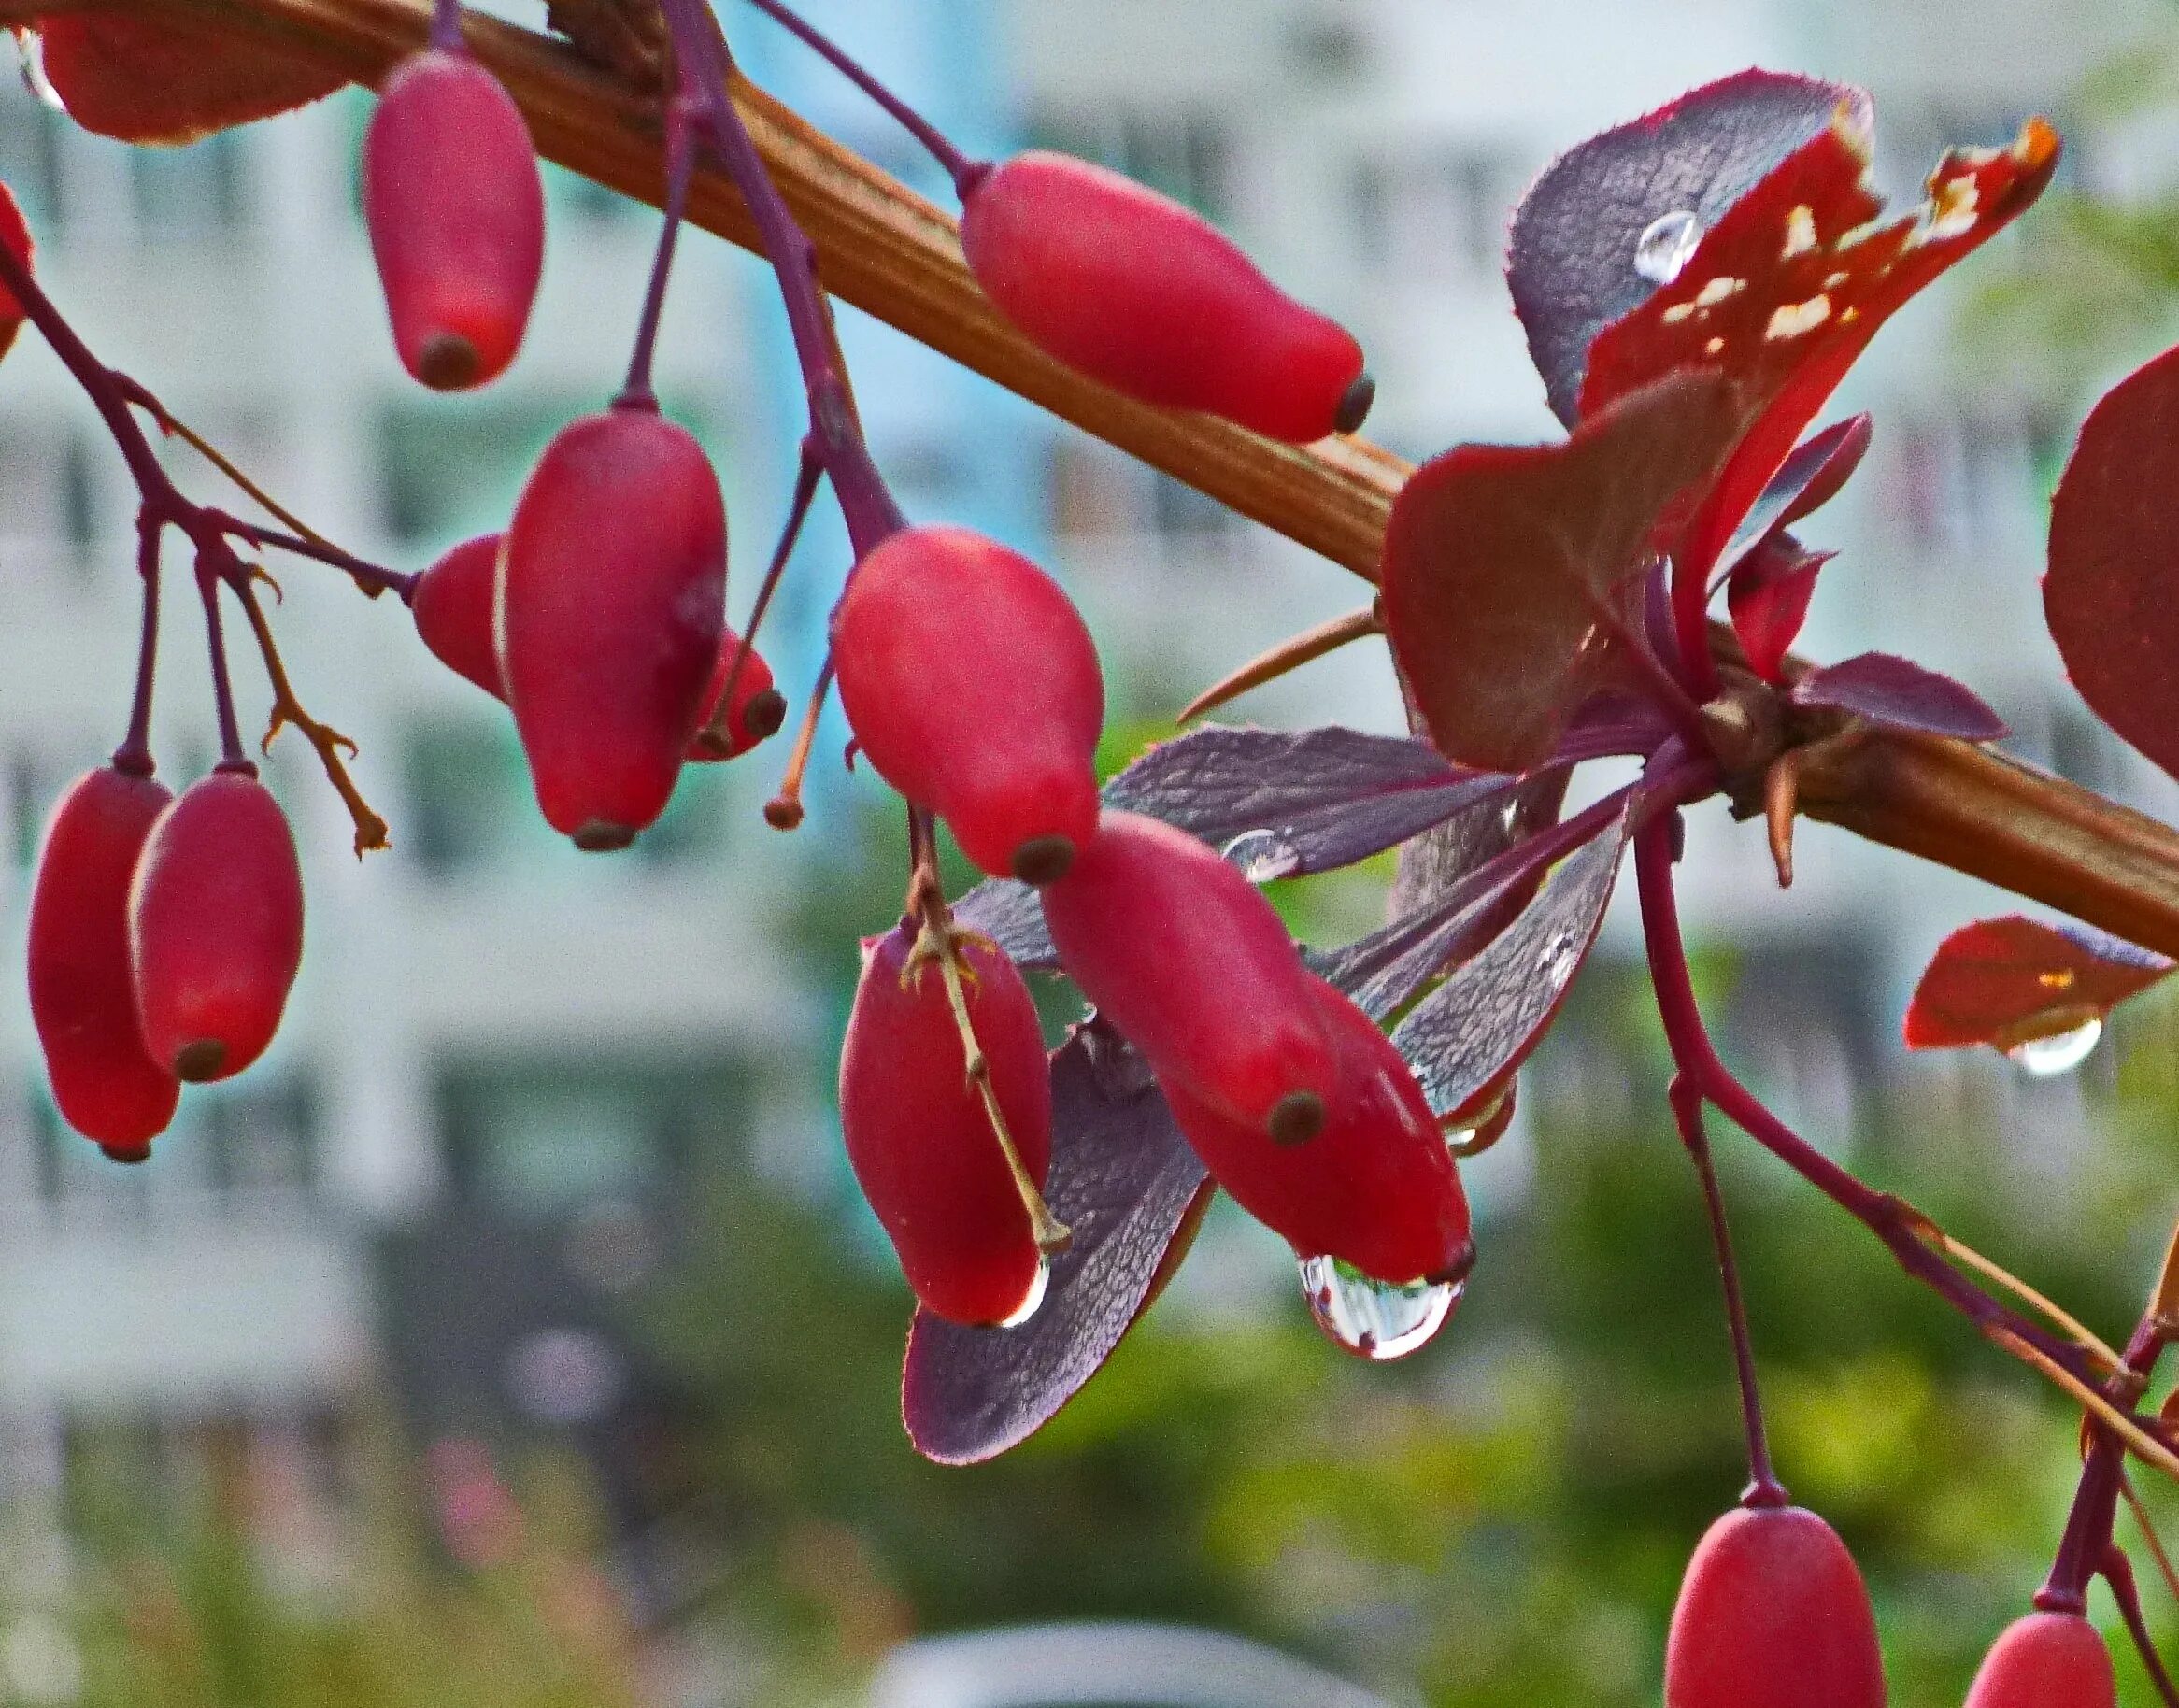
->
1298;1256;1460;1360
1539;929;1581;985
1634;209;1702;285
15;32;65;114
2005;1017;2103;1077
997;1257;1050;1329
1220;829;1303;884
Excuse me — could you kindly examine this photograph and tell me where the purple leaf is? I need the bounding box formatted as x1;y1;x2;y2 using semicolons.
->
1716;414;1872;581
1389;807;1631;1122
1508;69;1864;427
951;875;1056;971
1789;652;2009;743
902;1022;1210;1465
1727;535;1830;683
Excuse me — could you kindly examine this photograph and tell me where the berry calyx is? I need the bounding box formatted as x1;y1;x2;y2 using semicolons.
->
363;47;546;391
838;922;1054;1327
1665;1504;1885;1708
687;631;787;761
832;524;1103;883
409;533;506;697
34;13;347;145
1162;973;1472;1285
1040;810;1337;1142
27;765;180;1156
961;150;1368;443
498;406;727;849
1963;1613;2114;1708
129;769;306;1085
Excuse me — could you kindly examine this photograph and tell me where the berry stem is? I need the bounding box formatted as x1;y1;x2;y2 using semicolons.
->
1667;1071;1787;1509
2102;1544;2179;1707
2121;1473;2179;1611
696;436;823;755
428;0;461;53
619;64;698;411
738;0;983;197
211;517;416;602
656;0;904;558
195;561;250;773
1634;818;2132;1416
113;514;163;778
763;653;833;830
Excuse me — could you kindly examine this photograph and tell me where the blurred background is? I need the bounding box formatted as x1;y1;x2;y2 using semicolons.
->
4;0;2179;1701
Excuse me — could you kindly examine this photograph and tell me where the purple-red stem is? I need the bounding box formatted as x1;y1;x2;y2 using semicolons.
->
2103;1544;2179;1707
114;514;162;776
740;0;982;197
1668;1071;1787;1508
428;0;460;52
699;436;821;753
213;517;415;601
619;63;698;410
1633;818;2102;1387
194;564;249;771
657;0;904;559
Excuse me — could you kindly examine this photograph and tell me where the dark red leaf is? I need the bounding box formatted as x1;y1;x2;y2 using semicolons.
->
35;13;348;145
1789;652;2008;742
1508;70;1862;427
0;181;30;363
1726;536;1830;682
1382;370;1746;773
2046;344;2179;781
1717;414;1872;583
1388;807;1631;1123
902;1022;1209;1465
1904;916;2172;1053
1583;112;2059;611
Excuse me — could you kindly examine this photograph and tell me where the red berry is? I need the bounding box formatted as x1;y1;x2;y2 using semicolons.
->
129;771;306;1085
687;631;787;761
1963;1613;2115;1708
838;924;1052;1326
0;180;32;364
832;524;1102;883
363;48;545;391
1040;810;1336;1142
35;13;346;145
1162;973;1471;1284
498;407;727;849
27;766;180;1157
961;151;1369;443
1665;1505;1885;1708
410;533;506;697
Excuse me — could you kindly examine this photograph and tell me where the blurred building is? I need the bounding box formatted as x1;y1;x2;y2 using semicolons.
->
0;0;2172;1673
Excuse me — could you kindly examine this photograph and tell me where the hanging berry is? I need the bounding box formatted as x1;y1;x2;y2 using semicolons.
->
839;923;1053;1327
1161;973;1472;1285
1040;810;1336;1144
129;769;306;1085
1963;1613;2115;1708
363;46;546;391
27;766;180;1159
961;150;1370;443
409;532;506;697
832;524;1103;883
498;406;727;849
688;632;787;761
0;180;33;364
1665;1504;1885;1708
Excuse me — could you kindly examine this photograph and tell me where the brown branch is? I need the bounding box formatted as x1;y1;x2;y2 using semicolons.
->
29;0;2179;957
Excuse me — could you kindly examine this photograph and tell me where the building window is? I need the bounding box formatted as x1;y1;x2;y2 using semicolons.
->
1348;147;1514;280
127;130;248;233
1027;107;1232;221
376;395;605;548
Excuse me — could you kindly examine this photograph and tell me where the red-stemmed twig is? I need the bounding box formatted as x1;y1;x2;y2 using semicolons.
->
694;435;823;757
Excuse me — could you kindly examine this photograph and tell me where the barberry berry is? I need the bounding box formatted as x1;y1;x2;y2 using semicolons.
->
409;532;506;697
688;632;787;761
1962;1612;2115;1708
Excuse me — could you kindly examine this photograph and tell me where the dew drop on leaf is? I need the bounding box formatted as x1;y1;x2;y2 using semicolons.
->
15;31;65;114
1219;828;1303;884
1297;1255;1460;1360
2005;1017;2103;1078
1634;209;1703;285
995;1256;1050;1330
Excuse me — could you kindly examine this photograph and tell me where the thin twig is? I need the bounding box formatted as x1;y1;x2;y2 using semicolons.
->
763;655;833;831
1176;603;1381;723
2104;1544;2179;1708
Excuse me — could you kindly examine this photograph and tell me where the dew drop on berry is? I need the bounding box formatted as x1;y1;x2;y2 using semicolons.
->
1219;828;1303;884
1635;209;1703;284
996;1256;1051;1330
1299;1255;1460;1359
15;32;66;113
2006;1016;2103;1076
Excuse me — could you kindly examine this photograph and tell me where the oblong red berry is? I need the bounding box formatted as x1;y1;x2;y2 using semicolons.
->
0;180;32;364
36;13;347;146
1040;810;1335;1142
498;407;727;849
838;924;1051;1326
410;533;506;697
363;48;545;391
129;771;306;1085
1963;1613;2115;1708
27;766;180;1158
833;525;1102;883
961;151;1369;443
1665;1505;1885;1708
687;631;786;761
1163;974;1470;1284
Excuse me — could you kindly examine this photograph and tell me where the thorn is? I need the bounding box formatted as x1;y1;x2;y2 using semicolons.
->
1764;749;1801;889
1177;603;1382;723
